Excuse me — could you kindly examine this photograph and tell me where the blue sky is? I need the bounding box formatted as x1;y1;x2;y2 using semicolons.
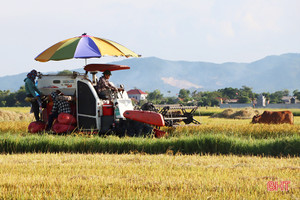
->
0;0;299;76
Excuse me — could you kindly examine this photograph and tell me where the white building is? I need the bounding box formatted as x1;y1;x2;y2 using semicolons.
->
127;89;148;102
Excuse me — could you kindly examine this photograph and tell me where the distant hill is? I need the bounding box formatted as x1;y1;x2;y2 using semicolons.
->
1;53;300;95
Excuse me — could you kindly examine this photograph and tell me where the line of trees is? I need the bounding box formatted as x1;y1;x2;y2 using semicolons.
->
146;86;300;106
0;86;29;107
1;85;300;107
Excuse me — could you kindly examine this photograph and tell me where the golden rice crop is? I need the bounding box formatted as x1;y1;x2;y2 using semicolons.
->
0;107;31;114
0;153;298;199
1;116;300;138
0;121;30;133
0;107;298;198
163;116;300;138
0;109;33;121
0;108;34;133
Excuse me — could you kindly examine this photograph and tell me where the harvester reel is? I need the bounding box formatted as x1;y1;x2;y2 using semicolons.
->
141;103;201;127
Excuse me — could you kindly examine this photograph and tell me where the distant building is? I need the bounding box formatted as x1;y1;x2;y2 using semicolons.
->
291;97;296;104
282;96;291;104
257;94;266;107
216;97;224;104
224;99;238;104
281;96;299;104
127;89;148;102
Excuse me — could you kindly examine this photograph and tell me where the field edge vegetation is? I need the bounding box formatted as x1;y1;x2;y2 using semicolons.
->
0;133;299;156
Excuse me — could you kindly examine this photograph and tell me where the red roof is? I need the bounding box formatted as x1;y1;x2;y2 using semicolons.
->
127;89;147;95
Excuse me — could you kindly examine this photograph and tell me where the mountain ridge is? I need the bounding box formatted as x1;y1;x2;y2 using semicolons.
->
1;53;299;95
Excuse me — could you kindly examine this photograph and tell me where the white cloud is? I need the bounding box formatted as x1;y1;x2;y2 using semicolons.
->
220;21;235;37
161;77;203;89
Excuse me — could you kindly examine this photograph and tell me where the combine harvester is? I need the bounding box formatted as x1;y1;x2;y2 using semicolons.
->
30;34;200;136
30;64;200;136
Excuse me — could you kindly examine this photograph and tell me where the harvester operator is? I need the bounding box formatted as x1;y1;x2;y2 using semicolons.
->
24;69;43;121
97;70;124;99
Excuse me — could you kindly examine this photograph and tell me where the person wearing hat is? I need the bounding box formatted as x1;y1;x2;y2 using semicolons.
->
24;69;43;121
46;90;71;131
97;70;123;99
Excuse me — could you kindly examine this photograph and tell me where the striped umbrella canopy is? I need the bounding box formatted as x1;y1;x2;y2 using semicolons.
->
35;33;140;62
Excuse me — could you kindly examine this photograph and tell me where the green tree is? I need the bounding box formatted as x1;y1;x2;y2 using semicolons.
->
4;93;16;107
293;90;300;99
237;96;251;103
239;86;254;99
0;90;10;107
146;89;164;104
191;90;202;101
15;86;30;106
0;87;30;107
269;90;287;103
57;70;73;75
0;90;10;99
0;101;6;107
178;89;190;100
192;91;221;107
282;89;290;96
217;87;239;99
165;97;176;104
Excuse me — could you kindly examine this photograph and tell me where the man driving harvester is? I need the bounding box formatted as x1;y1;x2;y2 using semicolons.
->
97;70;124;99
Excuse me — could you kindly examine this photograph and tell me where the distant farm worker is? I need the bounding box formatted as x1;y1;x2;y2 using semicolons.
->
46;90;71;130
97;70;124;99
24;69;43;121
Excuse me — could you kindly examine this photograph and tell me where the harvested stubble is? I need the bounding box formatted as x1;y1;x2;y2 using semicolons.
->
210;107;261;119
0;153;298;199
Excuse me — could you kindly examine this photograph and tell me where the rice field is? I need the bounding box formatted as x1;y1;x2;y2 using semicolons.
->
0;153;299;199
0;107;299;199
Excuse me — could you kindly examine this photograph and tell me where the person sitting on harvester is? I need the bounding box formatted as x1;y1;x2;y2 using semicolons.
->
46;90;71;130
97;70;123;99
24;69;43;121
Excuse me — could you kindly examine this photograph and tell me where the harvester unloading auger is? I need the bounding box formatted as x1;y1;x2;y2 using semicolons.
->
29;64;200;136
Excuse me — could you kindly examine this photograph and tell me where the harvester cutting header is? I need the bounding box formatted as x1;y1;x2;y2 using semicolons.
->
27;34;200;136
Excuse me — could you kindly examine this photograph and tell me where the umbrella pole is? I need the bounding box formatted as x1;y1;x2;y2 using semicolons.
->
85;59;87;66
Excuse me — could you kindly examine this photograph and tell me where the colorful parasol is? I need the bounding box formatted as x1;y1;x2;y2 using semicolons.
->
35;33;140;62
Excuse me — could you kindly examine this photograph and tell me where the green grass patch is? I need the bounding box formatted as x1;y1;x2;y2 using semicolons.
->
0;133;298;156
